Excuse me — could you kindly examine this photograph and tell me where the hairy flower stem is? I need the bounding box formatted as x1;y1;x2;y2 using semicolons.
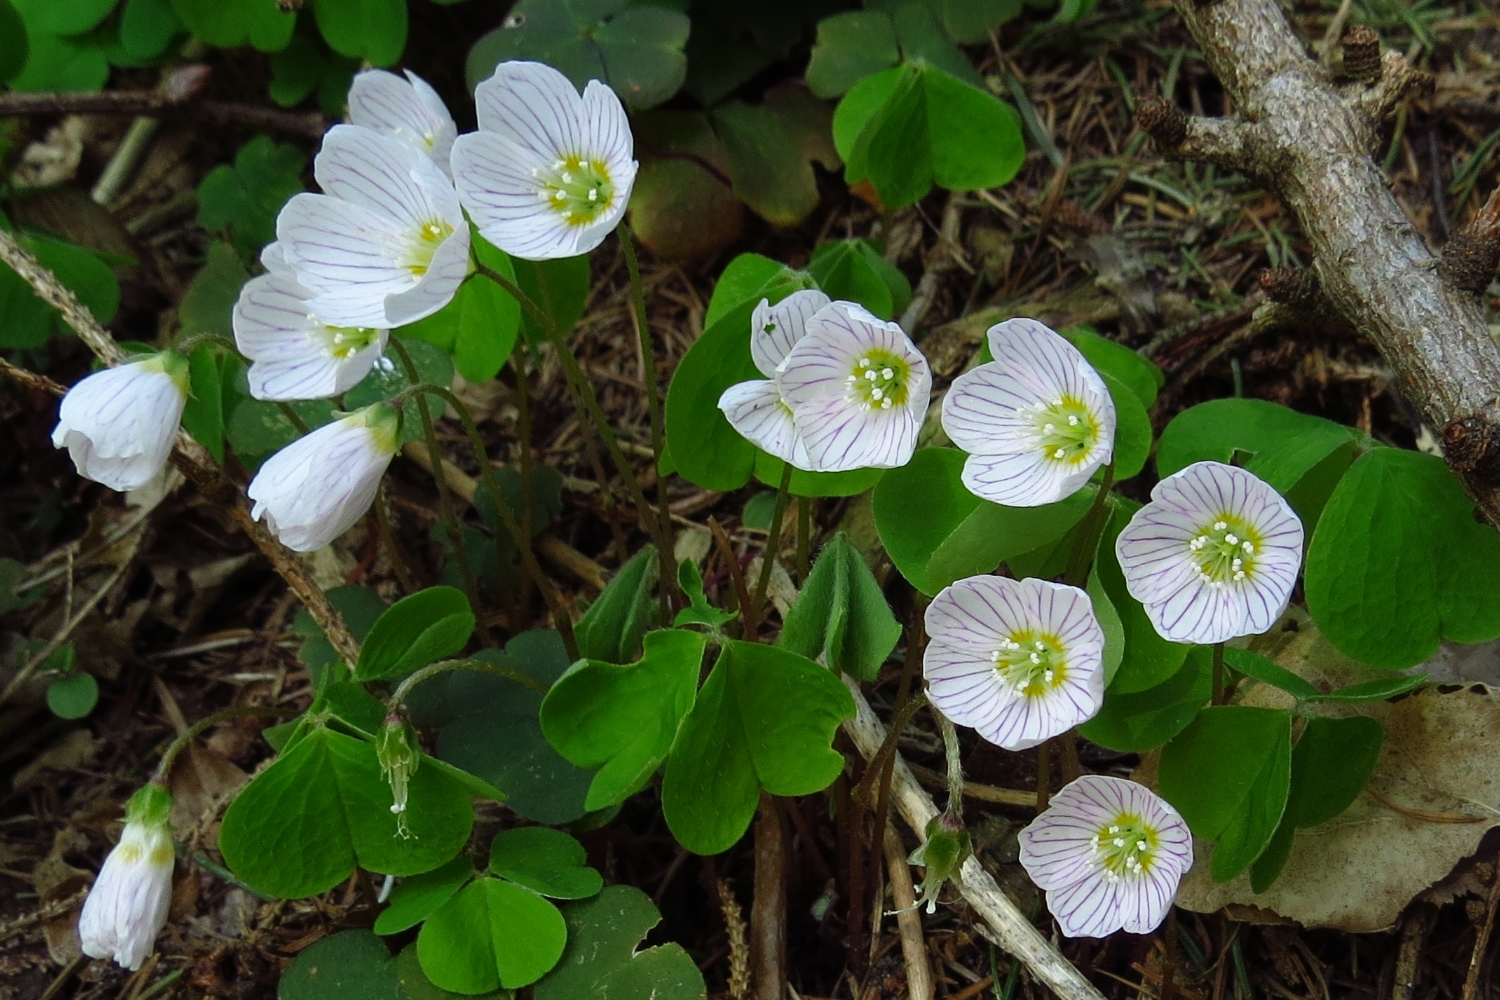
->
750;463;794;634
155;705;295;783
1063;465;1116;588
617;223;676;567
409;380;578;659
935;709;964;813
472;261;674;576
388;656;550;712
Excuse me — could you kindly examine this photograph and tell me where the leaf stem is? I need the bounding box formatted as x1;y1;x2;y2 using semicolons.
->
617;222;676;567
155;705;295;782
387;656;549;712
751;462;794;633
1063;465;1116;588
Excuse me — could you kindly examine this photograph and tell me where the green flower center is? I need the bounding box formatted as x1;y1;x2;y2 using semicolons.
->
1188;513;1260;586
1092;813;1160;880
317;325;382;360
991;629;1068;698
405;219;454;276
535;154;615;228
844;349;911;411
1031;395;1100;465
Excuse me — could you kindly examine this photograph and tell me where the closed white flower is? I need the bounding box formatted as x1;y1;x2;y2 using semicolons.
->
233;272;389;400
451;60;636;260
717;290;830;468
78;783;175;971
348;69;456;174
924;575;1105;751
1115;461;1303;645
1018;775;1192;938
276;124;469;328
248;403;401;552
775;301;931;472
941;318;1115;507
52;353;189;492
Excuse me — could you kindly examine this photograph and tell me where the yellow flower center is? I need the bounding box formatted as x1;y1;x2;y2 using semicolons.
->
991;629;1068;698
1031;395;1100;465
1188;513;1261;586
1092;812;1161;880
534;154;615;228
843;349;911;411
405;219;454;277
317;325;382;360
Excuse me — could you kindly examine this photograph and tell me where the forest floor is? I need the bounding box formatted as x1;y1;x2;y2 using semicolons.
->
3;0;1500;998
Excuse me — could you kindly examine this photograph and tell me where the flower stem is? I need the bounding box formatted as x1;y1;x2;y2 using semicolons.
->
276;401;310;435
750;462;794;634
796;496;812;582
473;260;674;575
388;656;549;712
155;705;295;782
617;222;676;566
935;708;964;813
1212;641;1226;705
1063;464;1117;588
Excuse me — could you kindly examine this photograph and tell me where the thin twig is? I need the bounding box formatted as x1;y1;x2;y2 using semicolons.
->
883;826;936;1000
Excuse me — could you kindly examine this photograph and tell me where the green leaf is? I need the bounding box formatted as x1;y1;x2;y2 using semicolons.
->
374;855;475;936
807;238;911;321
401;235;521;382
181;344;226;464
1305;448;1500;669
120;0;182;60
1098;369;1151;480
292;583;387;691
711;101;820;228
279;929;402;1000
662;641;855;854
345;335;454;447
0;0;27;85
1094;500;1189;693
220;726;473;899
541;629;704;811
835;63;1024;212
7;29;107;93
780;534;901;682
179;241;249;341
533;886;706;1000
1158;705;1292;883
196;136;307;262
46;672;98;719
871;448;980;596
0;233;120;349
396;944;512;1000
1306;674;1425;704
466;0;689;110
514;256;590;350
879;1;984;88
1247;821;1294;895
925;488;1094;594
806;11;899;99
1077;643;1210;752
418;878;567;992
703;253;803;329
573;545;659;664
1057;325;1162;408
312;0;405;66
356;587;476;682
1222;647;1318;701
169;0;295;51
673;561;736;629
11;0;116;36
924;0;1021;43
488;827;603;900
1086;560;1125;687
663;299;760;491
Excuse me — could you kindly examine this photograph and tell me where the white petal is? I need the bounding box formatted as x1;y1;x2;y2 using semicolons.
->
473;60;586;160
383;222;470;326
1047;869;1127;938
52;362;185;491
751;290;831;377
77;820;174;971
348;69;457;172
580;77;635;179
718;379;809;468
313;124;463;237
452;131;587;261
276;192;418;303
986;318;1096;403
960;449;1087;508
941;362;1054;453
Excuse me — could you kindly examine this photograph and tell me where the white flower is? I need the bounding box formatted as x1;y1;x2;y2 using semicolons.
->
775;301;932;472
52;353;189;492
451;60;636;260
924;575;1105;751
1018;774;1192;938
78;783;175;971
248;403;401;552
941;318;1116;507
717;289;830;468
276;124;469;328
348;69;456;174
233;271;389;400
1115;461;1303;645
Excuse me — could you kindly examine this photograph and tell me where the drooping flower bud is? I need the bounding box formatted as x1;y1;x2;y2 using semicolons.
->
905;807;972;914
52;352;190;492
376;710;420;838
77;782;175;970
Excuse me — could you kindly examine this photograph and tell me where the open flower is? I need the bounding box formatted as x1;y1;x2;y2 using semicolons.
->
451;60;636;260
248;403;401;552
717;289;830;468
775;301;931;472
1115;461;1303;644
276;124;469;328
941;318;1115;506
52;353;189;492
233;271;389;400
348;69;456;174
1018;774;1192;938
78;783;175;971
924;575;1105;750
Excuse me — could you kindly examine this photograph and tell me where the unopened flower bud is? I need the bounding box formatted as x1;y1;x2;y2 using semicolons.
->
904;807;972;914
377;711;420;837
78;782;175;970
52;352;189;492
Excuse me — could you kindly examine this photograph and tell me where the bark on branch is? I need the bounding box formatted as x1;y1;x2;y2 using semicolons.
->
1150;0;1500;521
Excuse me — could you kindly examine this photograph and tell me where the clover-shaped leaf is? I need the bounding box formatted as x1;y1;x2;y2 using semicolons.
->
488;827;603;900
534;886;706;1000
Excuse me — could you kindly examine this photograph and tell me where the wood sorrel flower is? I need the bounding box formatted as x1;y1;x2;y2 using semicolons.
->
248;402;401;552
1115;461;1303;644
52;352;189;492
717;289;831;468
451;60;636;261
276;124;469;328
923;575;1105;750
78;783;175;970
233;270;389;400
775;301;932;472
941;318;1115;506
1018;774;1192;938
348;69;456;174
